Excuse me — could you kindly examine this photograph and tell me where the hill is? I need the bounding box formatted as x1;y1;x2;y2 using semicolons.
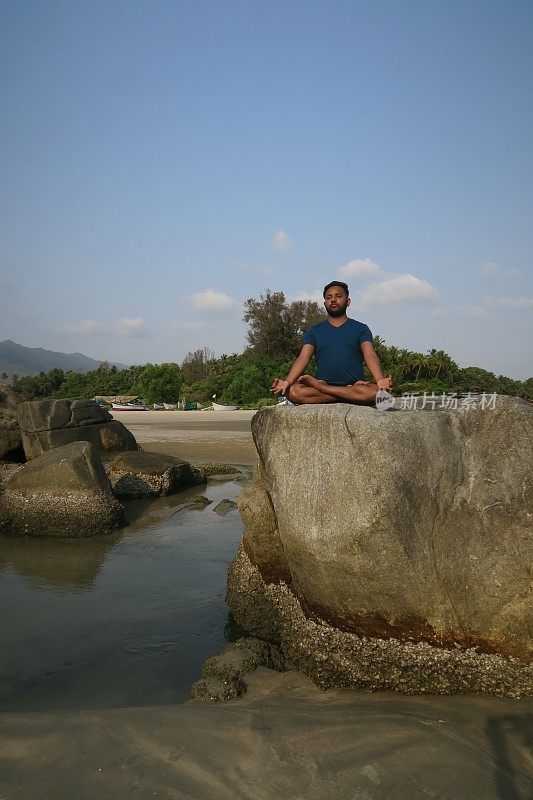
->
0;340;127;379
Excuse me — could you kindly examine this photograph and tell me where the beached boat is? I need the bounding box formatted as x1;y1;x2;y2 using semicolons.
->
111;402;148;411
212;401;238;411
163;403;177;410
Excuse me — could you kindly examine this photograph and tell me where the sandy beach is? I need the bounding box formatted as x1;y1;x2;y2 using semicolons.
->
110;409;258;465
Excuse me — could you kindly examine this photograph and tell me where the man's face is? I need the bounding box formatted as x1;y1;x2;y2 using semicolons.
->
324;285;350;317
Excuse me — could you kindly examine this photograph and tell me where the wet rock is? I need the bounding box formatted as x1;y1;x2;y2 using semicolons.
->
106;451;205;498
0;441;123;537
171;495;212;515
17;399;138;461
196;461;241;476
189;677;245;702
190;638;285;702
227;544;533;698
212;499;237;515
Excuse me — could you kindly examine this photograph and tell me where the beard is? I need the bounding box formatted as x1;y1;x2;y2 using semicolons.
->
326;303;348;318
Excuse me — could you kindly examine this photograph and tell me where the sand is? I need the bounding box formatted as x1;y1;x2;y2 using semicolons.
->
1;668;531;799
110;409;257;464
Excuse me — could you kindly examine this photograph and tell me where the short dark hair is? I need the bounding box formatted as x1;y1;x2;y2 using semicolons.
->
323;280;349;298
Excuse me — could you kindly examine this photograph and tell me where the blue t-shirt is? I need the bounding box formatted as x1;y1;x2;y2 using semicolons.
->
303;318;373;385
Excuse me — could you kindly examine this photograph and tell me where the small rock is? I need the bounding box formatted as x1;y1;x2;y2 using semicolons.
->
213;499;237;515
171;495;212;515
196;461;241;476
189;677;244;702
107;451;205;498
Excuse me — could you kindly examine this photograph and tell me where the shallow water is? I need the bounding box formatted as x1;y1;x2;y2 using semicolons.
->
0;476;247;712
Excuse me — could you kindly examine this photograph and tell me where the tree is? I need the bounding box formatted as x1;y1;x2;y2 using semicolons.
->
135;363;182;404
243;290;325;359
181;348;215;385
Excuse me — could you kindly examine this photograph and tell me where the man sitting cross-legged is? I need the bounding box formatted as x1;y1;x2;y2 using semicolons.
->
271;280;392;405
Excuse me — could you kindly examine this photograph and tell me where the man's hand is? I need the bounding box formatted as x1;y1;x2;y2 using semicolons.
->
271;378;291;396
377;375;393;391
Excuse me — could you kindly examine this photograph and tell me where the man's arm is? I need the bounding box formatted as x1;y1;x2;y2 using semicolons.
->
271;344;315;395
360;341;392;390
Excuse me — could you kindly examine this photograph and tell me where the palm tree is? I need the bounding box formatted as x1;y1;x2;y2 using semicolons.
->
373;335;387;359
411;353;429;381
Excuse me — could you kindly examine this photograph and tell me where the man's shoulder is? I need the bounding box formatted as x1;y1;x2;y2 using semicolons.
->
304;320;328;337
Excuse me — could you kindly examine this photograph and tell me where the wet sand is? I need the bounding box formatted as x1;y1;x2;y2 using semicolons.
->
111;409;257;464
1;669;531;799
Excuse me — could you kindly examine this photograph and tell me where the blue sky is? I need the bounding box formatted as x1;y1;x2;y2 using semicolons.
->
1;0;532;378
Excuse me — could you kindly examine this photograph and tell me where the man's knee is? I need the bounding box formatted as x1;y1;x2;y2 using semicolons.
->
287;383;303;403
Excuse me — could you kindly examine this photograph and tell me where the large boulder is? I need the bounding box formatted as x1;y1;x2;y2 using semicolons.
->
106;451;205;498
227;396;533;696
0;441;123;536
17;399;138;460
0;386;24;459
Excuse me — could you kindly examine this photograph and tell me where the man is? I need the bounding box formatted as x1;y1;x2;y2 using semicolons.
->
271;281;392;405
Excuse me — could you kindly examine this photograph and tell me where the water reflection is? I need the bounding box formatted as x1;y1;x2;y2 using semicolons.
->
0;533;121;590
0;478;246;711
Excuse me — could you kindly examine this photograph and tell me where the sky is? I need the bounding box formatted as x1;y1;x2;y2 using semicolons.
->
1;0;532;379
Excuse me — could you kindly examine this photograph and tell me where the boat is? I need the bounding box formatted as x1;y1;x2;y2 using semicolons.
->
163;403;177;410
212;401;238;411
111;402;148;411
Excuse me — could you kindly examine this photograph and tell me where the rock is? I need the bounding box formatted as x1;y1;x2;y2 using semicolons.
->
212;499;237;515
106;451;205;498
196;461;241;476
227;397;533;696
0;441;123;536
190;638;285;702
0;386;24;460
17;399;137;461
17;398;112;431
171;496;212;514
189;677;245;702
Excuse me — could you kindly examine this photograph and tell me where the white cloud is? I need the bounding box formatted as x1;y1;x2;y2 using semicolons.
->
189;288;236;312
172;320;205;330
273;230;292;252
481;262;524;278
483;296;533;309
59;319;108;336
360;274;438;306
339;258;381;279
115;317;150;337
288;289;324;305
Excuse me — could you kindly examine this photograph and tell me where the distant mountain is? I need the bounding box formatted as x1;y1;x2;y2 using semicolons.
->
0;340;128;378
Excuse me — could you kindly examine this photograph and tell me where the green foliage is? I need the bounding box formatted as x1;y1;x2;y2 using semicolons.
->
134;363;182;404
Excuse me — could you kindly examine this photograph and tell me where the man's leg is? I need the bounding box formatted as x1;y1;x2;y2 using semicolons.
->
287;381;337;405
297;375;378;404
